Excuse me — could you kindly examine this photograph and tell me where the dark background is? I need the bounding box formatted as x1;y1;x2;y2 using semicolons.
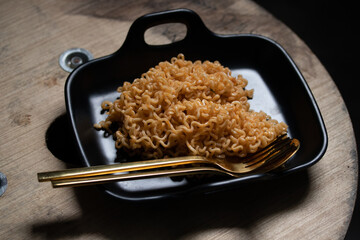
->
253;1;359;239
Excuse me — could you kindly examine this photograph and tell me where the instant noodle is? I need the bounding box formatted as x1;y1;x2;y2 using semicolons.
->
95;54;288;159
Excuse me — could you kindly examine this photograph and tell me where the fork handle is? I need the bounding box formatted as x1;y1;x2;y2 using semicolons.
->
51;166;235;188
38;156;207;182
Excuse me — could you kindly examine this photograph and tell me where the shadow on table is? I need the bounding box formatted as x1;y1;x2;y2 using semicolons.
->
31;114;311;239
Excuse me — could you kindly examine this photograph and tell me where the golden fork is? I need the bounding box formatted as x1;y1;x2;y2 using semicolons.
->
51;140;299;188
38;135;299;187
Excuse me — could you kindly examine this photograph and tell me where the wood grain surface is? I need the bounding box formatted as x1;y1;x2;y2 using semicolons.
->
0;0;358;239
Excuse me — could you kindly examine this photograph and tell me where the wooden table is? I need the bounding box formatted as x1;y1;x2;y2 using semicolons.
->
0;0;357;239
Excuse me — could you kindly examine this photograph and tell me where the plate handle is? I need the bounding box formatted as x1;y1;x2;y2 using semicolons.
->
119;9;213;50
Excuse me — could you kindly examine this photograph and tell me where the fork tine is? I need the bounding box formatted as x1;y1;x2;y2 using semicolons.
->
207;135;294;174
254;138;300;173
242;135;290;165
226;136;292;173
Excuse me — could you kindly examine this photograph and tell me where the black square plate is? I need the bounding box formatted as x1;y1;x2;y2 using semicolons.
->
65;9;327;201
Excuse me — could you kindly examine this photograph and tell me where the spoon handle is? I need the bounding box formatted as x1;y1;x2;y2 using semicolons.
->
50;166;234;188
38;156;207;182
